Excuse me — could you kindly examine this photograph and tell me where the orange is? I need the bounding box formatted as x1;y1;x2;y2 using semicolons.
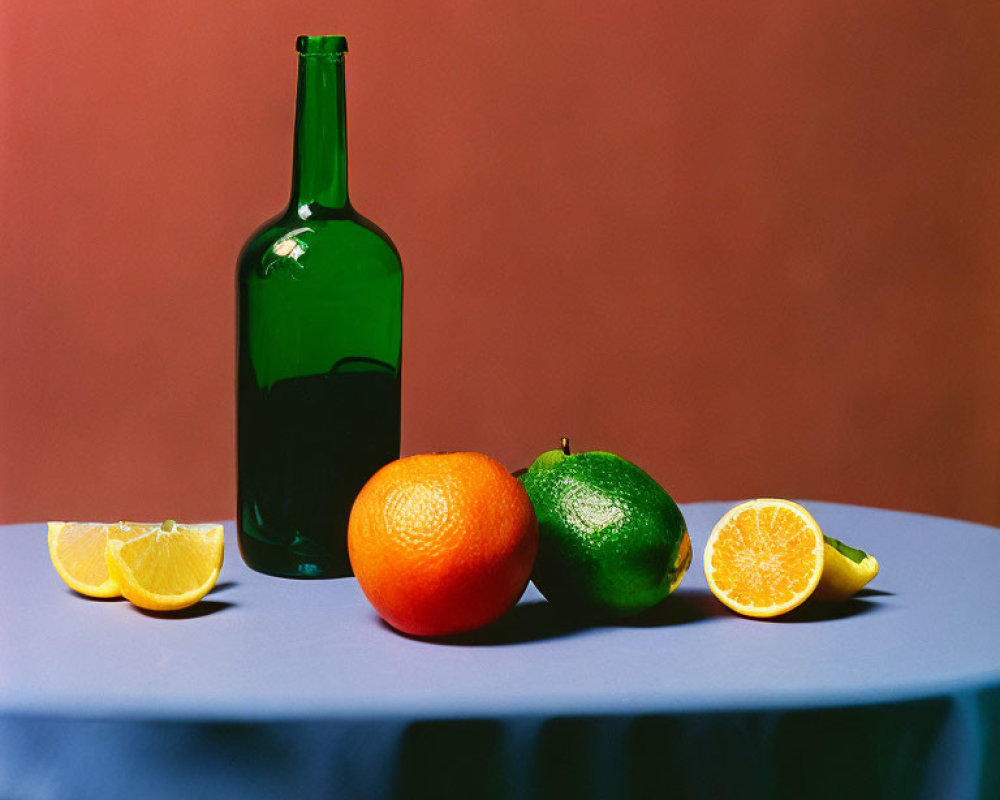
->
348;452;538;637
703;499;824;618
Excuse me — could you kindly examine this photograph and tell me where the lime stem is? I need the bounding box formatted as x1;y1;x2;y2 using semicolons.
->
162;519;176;533
560;437;571;456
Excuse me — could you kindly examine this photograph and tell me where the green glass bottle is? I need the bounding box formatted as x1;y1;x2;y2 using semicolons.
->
236;35;402;578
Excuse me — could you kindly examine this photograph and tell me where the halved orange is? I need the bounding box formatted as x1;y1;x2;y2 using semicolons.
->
703;499;824;618
48;521;155;597
105;520;224;611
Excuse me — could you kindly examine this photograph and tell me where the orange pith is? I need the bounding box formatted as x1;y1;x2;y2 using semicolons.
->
348;452;538;637
704;500;824;618
669;531;693;594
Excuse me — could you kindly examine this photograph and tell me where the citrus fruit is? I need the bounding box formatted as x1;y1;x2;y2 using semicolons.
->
703;499;825;618
812;535;880;602
518;439;690;619
48;521;155;598
348;452;538;637
105;520;225;611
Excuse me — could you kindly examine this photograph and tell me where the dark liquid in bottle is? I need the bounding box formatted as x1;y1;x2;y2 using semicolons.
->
237;362;400;578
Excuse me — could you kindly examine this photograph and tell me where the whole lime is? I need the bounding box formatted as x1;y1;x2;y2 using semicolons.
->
518;439;691;619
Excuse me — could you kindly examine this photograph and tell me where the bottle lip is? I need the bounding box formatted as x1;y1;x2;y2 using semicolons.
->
296;36;348;56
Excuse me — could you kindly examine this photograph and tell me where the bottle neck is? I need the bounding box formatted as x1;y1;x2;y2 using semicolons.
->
289;53;349;217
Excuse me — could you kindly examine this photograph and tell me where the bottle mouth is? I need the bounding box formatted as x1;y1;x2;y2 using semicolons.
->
296;36;348;56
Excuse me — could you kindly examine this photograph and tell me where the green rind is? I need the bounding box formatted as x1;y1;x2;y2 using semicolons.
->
520;451;688;618
823;534;869;565
528;449;566;472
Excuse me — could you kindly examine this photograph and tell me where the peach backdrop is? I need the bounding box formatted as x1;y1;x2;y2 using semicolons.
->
2;1;999;525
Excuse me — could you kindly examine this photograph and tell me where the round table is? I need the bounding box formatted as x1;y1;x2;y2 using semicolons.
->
1;502;998;799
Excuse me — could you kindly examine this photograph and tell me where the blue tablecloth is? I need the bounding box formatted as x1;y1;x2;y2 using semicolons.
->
1;502;998;799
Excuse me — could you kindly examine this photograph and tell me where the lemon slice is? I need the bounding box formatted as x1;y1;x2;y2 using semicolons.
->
48;521;155;598
704;499;825;618
812;535;880;602
105;520;224;611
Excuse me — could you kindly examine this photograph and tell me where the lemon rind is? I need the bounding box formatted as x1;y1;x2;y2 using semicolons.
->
812;543;880;602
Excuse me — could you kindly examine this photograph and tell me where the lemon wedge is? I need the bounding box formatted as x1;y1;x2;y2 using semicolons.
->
813;535;880;602
48;521;154;598
105;520;224;612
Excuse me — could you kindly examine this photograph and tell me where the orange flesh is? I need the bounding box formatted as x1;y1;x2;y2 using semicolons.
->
708;506;820;609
